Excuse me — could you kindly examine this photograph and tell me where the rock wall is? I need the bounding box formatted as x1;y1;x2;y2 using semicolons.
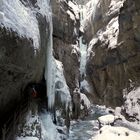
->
52;0;80;93
0;0;50;125
0;0;81;128
84;0;140;107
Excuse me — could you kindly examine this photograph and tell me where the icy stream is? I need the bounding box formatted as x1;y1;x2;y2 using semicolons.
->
68;105;140;140
68;105;107;140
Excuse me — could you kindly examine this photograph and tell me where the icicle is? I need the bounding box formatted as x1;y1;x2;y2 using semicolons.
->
55;60;71;109
43;0;71;109
43;1;56;109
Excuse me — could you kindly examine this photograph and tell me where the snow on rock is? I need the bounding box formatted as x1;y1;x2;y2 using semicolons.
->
98;114;119;125
67;1;79;23
97;16;119;49
124;87;140;121
67;10;75;21
0;0;52;50
87;38;97;59
68;1;79;20
92;126;140;140
80;93;91;109
107;0;124;17
0;0;39;49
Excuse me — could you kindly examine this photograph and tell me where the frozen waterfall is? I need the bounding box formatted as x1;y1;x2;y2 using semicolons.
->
44;0;71;109
79;5;88;79
79;5;93;95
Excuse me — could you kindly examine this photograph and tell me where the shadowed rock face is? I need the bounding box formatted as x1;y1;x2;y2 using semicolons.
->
84;0;140;107
0;1;49;126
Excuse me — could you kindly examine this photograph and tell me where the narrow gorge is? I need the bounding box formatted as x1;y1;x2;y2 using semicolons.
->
0;0;140;140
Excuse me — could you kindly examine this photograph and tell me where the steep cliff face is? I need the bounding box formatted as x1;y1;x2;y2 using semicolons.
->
52;0;80;93
84;0;140;107
0;0;50;125
0;0;81;130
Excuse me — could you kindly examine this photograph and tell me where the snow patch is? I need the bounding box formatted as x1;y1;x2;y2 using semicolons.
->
68;1;79;20
93;126;140;140
98;114;119;125
0;0;39;49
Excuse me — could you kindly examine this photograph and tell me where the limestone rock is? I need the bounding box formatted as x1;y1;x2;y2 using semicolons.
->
52;0;80;93
51;0;80;44
0;0;49;126
84;0;140;107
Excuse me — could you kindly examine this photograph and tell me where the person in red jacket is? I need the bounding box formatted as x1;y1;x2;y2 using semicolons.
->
31;87;38;98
